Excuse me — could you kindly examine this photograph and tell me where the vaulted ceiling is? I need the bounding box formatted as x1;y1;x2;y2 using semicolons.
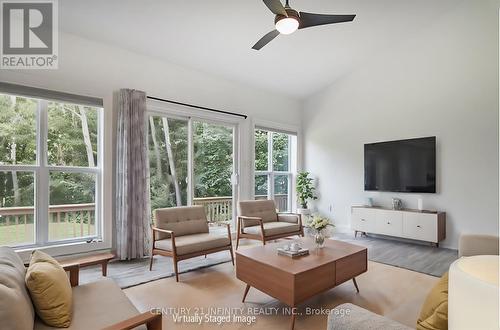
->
60;0;460;99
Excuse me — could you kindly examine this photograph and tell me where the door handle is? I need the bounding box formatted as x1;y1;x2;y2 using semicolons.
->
361;219;366;222
417;225;421;228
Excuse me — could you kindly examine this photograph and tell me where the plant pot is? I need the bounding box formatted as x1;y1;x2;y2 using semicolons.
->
297;208;311;216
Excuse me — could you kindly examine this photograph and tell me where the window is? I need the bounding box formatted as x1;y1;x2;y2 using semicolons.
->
0;91;102;247
254;128;297;212
147;108;238;226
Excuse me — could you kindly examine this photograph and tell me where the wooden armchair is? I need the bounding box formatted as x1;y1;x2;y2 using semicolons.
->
236;200;304;249
150;205;234;282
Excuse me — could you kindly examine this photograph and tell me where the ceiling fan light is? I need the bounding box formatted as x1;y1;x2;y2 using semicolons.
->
275;17;299;35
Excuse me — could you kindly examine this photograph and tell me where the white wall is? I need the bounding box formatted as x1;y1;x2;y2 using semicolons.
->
303;0;499;249
1;32;302;257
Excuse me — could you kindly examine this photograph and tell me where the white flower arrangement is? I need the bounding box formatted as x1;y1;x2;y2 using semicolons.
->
306;214;334;232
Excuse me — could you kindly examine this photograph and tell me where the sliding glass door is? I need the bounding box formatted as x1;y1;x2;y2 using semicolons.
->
148;116;189;209
148;114;237;225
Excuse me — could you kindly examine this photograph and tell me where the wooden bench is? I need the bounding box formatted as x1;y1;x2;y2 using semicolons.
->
59;252;115;276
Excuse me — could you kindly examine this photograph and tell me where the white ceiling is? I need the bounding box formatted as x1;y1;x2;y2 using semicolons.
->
59;0;460;99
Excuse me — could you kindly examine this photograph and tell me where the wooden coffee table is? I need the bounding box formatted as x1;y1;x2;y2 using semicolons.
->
236;238;367;329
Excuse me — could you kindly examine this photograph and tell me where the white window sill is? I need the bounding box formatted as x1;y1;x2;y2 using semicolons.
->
16;239;112;262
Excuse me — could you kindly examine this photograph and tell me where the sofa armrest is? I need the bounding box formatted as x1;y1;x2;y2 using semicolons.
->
328;303;411;330
277;213;301;224
102;311;162;330
62;263;80;287
458;234;499;257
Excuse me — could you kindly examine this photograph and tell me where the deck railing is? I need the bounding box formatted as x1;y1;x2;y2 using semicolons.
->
0;203;96;245
0;195;290;244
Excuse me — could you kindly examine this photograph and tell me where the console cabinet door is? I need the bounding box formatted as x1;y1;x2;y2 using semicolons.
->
403;213;438;242
375;210;403;237
351;208;376;233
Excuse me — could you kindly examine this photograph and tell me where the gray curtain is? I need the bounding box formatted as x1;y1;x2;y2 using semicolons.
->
116;89;151;260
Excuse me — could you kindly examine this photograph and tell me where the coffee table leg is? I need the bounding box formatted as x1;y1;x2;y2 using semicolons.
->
289;313;296;330
242;284;251;302
352;278;360;293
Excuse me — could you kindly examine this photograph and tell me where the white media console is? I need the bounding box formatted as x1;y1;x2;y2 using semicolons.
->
351;206;446;247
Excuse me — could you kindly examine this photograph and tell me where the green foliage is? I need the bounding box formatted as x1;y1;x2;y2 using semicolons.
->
0;94;98;209
148;119;234;211
254;130;290;198
148;117;188;210
193;122;233;197
296;171;317;209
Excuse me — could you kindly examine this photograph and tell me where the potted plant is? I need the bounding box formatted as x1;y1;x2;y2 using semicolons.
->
306;214;335;249
296;171;317;215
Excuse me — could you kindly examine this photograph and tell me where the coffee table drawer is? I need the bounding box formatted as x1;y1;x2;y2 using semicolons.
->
335;249;367;285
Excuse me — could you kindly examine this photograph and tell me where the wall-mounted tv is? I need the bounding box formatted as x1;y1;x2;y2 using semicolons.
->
364;136;436;193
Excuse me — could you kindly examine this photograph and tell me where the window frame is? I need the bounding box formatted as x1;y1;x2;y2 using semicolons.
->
254;126;298;213
0;91;104;249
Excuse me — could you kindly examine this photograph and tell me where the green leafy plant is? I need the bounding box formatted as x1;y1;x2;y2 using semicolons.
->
296;171;317;209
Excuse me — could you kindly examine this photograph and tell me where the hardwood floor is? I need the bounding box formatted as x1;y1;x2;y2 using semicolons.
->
124;259;437;329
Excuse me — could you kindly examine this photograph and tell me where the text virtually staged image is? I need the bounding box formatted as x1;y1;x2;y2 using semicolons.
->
0;0;498;329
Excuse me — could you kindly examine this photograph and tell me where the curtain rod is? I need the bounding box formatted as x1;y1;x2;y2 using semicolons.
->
147;96;247;119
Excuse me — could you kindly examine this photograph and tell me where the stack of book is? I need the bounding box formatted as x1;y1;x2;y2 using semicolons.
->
277;247;310;258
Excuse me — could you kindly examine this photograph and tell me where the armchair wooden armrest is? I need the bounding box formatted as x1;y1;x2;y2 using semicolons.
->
62;263;80;287
238;215;263;223
151;226;177;253
152;227;174;235
103;311;162;330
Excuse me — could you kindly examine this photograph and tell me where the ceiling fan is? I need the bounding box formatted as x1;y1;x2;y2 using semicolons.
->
252;0;356;50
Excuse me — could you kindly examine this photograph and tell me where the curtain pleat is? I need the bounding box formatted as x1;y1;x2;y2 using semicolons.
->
116;89;151;260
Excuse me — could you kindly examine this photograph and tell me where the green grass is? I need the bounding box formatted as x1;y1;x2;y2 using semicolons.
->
0;222;95;246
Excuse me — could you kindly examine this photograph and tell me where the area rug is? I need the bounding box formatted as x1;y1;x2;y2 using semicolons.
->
331;232;458;277
79;251;231;288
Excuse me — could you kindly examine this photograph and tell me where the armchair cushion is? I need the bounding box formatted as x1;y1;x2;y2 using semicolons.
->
154;206;209;239
155;233;230;256
33;278;145;330
0;247;35;330
238;200;278;227
278;213;300;224
244;222;300;237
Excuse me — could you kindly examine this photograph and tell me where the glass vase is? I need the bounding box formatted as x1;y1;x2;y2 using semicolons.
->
314;230;325;249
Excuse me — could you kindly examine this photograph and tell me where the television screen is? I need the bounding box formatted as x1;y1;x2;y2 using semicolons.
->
364;137;436;193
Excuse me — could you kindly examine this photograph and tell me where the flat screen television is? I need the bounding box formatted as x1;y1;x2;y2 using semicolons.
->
364;136;436;193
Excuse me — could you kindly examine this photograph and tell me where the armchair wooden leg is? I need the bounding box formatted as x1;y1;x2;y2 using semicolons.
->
173;258;179;282
236;236;240;250
149;254;154;271
229;246;235;266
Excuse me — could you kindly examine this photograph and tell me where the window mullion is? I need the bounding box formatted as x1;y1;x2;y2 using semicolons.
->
268;132;273;200
37;100;49;245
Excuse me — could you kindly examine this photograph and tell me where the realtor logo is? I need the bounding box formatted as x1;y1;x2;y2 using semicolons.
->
1;0;58;69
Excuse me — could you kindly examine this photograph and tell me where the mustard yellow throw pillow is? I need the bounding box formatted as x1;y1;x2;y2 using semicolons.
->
417;272;448;330
25;250;73;328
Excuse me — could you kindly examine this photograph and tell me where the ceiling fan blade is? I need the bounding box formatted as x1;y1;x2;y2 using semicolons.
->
263;0;288;17
252;30;280;50
299;12;355;29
